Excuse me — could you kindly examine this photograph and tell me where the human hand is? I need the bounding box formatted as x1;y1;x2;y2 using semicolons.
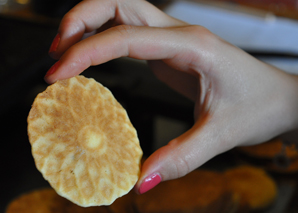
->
48;0;186;60
45;0;298;194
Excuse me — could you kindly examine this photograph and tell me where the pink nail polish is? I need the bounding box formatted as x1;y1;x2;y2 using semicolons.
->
49;33;60;53
45;61;60;77
139;173;161;194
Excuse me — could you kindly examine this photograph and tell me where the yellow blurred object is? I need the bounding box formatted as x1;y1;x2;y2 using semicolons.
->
16;0;30;5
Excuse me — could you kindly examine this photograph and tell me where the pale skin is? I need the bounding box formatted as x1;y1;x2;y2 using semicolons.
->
45;0;298;194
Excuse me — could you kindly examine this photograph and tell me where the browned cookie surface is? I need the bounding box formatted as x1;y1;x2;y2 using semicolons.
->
27;75;143;207
6;188;110;213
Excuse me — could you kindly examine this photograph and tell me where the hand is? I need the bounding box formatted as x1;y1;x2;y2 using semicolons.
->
45;0;298;194
48;0;186;60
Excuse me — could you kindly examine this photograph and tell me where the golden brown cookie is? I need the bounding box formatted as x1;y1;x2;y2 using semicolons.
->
27;76;143;207
6;188;110;213
267;156;298;174
237;138;298;159
224;166;277;212
134;170;237;213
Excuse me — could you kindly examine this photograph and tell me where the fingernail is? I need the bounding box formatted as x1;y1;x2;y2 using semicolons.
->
45;61;60;77
49;33;60;53
139;173;161;194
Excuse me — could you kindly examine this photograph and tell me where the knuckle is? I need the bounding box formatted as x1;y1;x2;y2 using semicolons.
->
166;141;192;178
187;25;214;39
61;11;84;32
112;25;136;37
61;11;77;26
173;156;191;178
187;25;211;35
180;25;222;62
185;25;218;47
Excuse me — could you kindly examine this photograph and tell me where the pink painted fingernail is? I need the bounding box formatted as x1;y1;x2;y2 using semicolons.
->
139;173;161;194
45;60;60;77
49;33;60;53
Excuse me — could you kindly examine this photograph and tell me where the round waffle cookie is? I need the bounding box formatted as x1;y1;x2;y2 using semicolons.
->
224;165;277;212
6;188;110;213
27;75;143;207
237;138;298;159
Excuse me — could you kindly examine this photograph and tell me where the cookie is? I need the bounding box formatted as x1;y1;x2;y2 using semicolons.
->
224;166;277;212
6;188;110;213
237;138;298;159
27;75;143;207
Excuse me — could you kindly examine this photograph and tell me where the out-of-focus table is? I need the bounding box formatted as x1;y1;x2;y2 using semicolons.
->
163;0;298;75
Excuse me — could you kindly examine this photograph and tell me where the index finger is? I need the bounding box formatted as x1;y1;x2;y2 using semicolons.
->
45;25;207;84
51;0;186;59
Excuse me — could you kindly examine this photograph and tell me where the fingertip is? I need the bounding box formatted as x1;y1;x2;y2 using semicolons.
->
44;60;60;84
44;75;56;85
135;172;162;194
48;33;62;60
134;145;173;194
139;173;162;194
135;129;203;193
49;33;60;52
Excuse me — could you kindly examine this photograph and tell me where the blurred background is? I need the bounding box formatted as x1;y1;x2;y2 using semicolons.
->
1;0;298;212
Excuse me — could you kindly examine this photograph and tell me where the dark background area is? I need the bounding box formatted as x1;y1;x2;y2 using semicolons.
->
1;0;298;212
0;1;194;211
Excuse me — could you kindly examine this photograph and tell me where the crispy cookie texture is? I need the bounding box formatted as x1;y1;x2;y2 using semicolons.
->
27;75;143;207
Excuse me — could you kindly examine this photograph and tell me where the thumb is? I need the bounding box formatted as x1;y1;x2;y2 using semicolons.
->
135;115;228;194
